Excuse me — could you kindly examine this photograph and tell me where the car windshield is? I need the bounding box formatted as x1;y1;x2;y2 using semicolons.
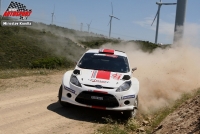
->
77;53;130;73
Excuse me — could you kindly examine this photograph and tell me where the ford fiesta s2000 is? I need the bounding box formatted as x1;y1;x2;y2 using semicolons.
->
58;49;139;118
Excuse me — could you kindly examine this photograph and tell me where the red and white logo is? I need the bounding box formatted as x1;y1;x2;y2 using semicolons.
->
3;1;32;20
111;73;122;80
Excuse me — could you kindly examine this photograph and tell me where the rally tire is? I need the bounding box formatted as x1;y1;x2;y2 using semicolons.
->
58;85;70;107
123;96;138;119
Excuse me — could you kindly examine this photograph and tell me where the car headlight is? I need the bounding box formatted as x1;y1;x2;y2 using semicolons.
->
70;75;82;87
116;81;131;92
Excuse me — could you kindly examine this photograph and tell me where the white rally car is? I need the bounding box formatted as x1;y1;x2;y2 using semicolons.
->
58;49;139;118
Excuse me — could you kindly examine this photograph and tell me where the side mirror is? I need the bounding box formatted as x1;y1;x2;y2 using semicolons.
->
132;67;137;73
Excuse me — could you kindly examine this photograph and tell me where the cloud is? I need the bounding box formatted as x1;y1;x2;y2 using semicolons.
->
133;17;153;28
133;15;200;46
183;22;200;47
133;16;175;36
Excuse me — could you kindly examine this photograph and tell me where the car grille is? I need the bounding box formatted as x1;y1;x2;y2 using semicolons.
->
75;91;119;108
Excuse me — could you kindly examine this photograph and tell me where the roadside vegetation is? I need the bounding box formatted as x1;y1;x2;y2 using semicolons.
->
0;68;69;79
94;88;200;134
0;17;169;78
128;40;171;53
78;36;120;48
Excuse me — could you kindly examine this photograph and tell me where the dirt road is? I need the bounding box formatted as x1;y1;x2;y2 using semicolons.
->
0;73;117;134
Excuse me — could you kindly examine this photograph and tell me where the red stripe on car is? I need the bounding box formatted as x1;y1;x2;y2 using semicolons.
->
92;106;106;110
96;70;111;80
93;90;108;94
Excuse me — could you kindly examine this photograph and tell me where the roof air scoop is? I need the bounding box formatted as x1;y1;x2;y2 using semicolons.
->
99;49;114;54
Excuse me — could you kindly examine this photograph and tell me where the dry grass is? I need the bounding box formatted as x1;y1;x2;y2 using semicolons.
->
0;68;68;79
95;88;200;134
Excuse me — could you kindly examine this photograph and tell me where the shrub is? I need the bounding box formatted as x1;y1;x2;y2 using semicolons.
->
30;57;74;69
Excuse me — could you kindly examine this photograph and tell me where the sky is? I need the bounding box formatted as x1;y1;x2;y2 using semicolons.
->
1;0;200;44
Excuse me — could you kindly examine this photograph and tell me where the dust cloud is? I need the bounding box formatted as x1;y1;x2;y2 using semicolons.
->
29;21;200;113
101;28;200;113
27;22;87;61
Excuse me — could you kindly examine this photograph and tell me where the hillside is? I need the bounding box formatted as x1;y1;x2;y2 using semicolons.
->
155;94;200;134
0;17;169;70
0;18;87;69
0;17;120;69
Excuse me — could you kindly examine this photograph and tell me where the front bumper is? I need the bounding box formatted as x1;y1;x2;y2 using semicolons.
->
61;83;137;111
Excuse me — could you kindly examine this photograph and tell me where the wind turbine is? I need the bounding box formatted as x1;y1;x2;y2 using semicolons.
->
108;2;120;38
87;20;92;32
51;5;56;25
173;0;187;43
151;0;176;44
0;0;2;19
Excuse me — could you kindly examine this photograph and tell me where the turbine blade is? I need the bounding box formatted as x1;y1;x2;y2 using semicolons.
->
162;3;176;5
111;2;113;15
151;9;159;26
113;16;120;20
53;4;55;13
90;20;92;25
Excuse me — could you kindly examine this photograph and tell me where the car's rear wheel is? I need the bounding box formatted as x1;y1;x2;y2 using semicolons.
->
58;85;70;107
123;96;138;119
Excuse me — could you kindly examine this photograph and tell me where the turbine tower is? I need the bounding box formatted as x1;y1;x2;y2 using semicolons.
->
51;5;55;25
151;0;176;44
173;0;187;43
108;2;120;38
87;20;92;32
0;0;2;18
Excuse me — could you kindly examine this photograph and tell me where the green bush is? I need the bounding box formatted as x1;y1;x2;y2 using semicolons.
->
30;57;74;69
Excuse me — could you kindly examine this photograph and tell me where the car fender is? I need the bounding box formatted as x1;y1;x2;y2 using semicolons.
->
130;77;139;95
62;70;73;87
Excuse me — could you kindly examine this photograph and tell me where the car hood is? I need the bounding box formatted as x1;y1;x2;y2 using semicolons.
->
75;68;130;88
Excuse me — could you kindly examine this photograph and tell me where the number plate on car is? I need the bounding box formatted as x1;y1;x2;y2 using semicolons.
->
91;96;103;100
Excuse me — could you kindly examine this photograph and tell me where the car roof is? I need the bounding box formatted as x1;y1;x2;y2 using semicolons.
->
85;49;127;57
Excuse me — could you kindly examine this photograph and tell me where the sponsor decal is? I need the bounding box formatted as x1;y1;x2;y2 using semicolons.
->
64;86;75;94
91;70;98;78
111;73;122;80
89;79;109;83
122;95;135;100
3;1;32;20
105;54;118;58
91;70;111;80
94;53;118;58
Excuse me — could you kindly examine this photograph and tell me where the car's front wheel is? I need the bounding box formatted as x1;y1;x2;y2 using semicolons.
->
58;85;71;107
123;96;138;119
